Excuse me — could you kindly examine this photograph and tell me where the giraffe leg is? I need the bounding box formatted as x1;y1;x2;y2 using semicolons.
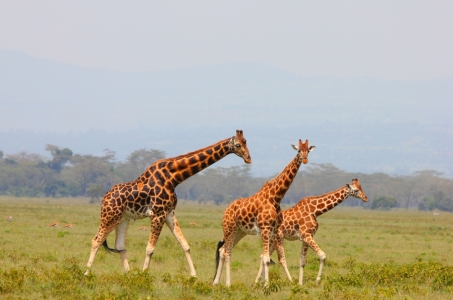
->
115;217;131;272
301;235;326;284
299;242;309;285
213;241;226;285
255;253;264;283
275;236;292;282
165;210;196;277
213;230;246;286
255;235;276;283
259;228;272;286
143;214;165;271
84;217;121;275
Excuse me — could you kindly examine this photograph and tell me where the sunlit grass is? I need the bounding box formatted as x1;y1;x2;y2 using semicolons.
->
1;196;453;299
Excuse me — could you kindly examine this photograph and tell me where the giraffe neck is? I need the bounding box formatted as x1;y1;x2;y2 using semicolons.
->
162;138;233;186
308;185;350;217
263;153;302;204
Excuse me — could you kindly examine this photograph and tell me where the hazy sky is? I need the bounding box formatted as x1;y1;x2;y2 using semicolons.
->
1;1;452;81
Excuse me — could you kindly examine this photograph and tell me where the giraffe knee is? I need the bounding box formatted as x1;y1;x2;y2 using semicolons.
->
146;245;155;257
262;254;271;266
319;251;326;262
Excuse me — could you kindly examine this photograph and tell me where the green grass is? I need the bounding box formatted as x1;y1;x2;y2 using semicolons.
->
1;196;453;299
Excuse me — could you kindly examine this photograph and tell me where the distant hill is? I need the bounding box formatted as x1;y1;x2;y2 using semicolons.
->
1;50;452;177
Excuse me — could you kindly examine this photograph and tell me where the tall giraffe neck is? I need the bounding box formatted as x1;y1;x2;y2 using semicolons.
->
307;185;350;217
263;153;302;204
156;138;232;186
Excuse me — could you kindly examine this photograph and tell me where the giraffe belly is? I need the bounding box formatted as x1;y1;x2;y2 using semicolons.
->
240;222;261;235
284;234;300;241
124;205;153;220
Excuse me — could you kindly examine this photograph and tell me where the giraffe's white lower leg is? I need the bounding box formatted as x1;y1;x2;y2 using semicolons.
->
213;247;225;285
143;244;155;270
262;254;271;286
120;251;130;272
279;256;293;282
316;250;326;284
115;218;130;272
254;254;264;283
275;241;293;282
225;254;231;287
166;211;196;277
299;254;306;285
84;241;101;275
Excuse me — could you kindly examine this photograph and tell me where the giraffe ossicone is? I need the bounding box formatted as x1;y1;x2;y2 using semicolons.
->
255;178;368;285
213;139;314;287
84;130;251;277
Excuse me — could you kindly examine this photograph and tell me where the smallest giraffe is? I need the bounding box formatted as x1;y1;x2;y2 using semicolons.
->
47;222;58;227
256;179;368;285
63;224;73;229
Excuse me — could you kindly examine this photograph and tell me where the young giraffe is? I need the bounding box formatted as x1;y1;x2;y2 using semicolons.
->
255;179;368;285
213;139;315;286
85;130;251;276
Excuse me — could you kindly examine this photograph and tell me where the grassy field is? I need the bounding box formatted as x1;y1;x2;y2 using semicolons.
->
1;196;453;299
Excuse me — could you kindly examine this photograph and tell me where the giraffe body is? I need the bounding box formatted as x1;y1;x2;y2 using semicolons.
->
213;140;314;286
255;179;368;285
85;130;251;277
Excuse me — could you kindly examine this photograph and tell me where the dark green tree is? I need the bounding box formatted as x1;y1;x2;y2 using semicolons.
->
45;144;73;172
371;196;398;210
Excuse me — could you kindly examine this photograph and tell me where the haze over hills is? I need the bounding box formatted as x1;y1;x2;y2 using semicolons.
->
1;50;452;177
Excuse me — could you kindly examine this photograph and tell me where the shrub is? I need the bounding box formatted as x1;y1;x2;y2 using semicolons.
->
371;196;398;210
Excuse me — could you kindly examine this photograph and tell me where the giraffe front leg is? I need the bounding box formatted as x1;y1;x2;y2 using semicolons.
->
299;242;309;285
275;236;293;282
302;235;325;284
85;236;102;276
115;218;131;272
316;249;326;284
143;214;165;271
254;254;264;283
260;229;272;286
165;210;196;277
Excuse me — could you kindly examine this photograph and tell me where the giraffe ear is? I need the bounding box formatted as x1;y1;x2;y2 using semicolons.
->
309;146;316;152
291;144;299;151
346;183;351;189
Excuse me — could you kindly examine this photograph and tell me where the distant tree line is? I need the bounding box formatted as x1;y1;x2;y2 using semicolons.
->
0;146;452;212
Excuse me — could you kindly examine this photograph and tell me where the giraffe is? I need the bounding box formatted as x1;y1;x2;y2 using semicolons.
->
84;130;251;277
255;178;368;285
213;139;315;286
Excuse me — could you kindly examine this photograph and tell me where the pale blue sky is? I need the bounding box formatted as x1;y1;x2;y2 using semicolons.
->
1;1;452;80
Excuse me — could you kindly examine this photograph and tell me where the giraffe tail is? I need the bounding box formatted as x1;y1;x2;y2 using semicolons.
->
214;240;225;279
102;240;124;254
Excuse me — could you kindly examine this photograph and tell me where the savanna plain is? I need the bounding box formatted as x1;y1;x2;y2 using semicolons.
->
1;197;453;299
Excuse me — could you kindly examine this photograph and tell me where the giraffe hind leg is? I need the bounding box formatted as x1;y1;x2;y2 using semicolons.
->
214;240;225;280
84;216;122;275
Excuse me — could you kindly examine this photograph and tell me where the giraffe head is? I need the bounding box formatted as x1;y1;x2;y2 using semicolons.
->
291;139;315;164
346;179;368;202
230;130;251;164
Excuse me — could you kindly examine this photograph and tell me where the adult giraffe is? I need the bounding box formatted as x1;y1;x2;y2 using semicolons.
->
84;130;251;277
255;179;368;285
213;139;315;286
